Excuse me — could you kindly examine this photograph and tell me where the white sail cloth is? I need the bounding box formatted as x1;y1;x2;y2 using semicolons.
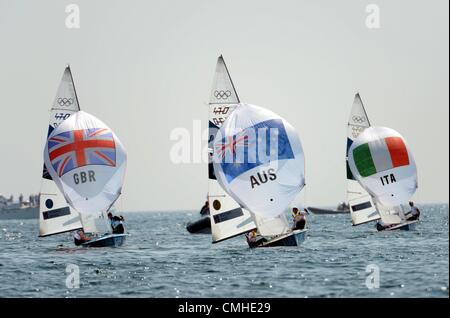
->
348;126;417;207
213;103;305;219
44;111;127;215
253;212;291;237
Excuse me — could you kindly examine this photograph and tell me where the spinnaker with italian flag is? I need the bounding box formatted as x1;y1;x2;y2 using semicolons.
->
347;94;419;231
348;127;418;207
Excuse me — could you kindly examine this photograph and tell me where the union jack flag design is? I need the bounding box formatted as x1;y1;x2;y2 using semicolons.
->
48;128;116;177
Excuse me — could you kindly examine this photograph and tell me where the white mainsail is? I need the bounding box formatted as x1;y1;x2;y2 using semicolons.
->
375;203;404;224
80;211;111;235
346;93;380;225
43;111;127;218
208;56;256;243
252;212;291;237
39;66;83;237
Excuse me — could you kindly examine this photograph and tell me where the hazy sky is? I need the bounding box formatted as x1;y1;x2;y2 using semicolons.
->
0;0;448;212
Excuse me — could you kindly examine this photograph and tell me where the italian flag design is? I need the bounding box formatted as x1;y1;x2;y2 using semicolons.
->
353;136;410;177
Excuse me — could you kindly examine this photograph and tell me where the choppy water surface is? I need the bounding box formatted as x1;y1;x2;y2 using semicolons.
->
0;204;448;298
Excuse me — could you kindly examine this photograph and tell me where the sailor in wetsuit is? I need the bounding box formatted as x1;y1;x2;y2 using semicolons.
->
111;216;125;234
73;229;91;246
107;212;126;234
292;207;307;230
405;201;420;221
200;201;210;216
245;229;266;248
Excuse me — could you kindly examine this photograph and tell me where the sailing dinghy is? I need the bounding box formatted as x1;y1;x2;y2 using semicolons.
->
40;66;127;247
346;93;418;231
208;58;307;247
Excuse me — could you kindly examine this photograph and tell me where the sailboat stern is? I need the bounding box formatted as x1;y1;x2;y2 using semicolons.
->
210;202;256;243
348;193;380;226
251;229;307;248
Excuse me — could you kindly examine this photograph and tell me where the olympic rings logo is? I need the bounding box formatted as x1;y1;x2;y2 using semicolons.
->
57;98;74;106
214;90;232;100
352;116;366;124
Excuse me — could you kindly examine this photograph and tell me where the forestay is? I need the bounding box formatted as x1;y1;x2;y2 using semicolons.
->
213;103;305;219
348;126;417;207
346;93;380;225
44;111;127;215
208;56;256;243
39;66;83;237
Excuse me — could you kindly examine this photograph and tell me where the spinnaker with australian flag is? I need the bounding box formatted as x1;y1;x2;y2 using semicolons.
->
207;57;308;248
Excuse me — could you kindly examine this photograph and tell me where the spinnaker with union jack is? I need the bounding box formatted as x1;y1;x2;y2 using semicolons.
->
44;111;127;216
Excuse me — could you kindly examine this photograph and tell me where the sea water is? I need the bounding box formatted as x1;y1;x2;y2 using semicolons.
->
0;204;448;298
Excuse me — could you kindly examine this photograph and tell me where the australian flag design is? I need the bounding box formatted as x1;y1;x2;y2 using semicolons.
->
215;119;294;183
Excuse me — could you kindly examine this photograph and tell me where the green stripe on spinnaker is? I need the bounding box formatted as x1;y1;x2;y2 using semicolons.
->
353;143;376;177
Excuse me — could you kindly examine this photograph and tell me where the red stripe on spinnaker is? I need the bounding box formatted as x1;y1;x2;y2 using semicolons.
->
49;137;66;143
49;140;115;161
88;128;109;137
94;150;115;166
58;156;71;177
385;136;409;167
73;130;87;167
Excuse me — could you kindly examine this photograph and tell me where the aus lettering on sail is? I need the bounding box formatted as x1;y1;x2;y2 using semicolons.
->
44;111;127;214
348;126;417;207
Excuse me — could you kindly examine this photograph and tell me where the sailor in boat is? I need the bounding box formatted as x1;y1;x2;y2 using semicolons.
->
113;216;125;234
199;201;210;216
292;207;308;230
245;229;266;248
375;219;397;231
376;220;387;231
108;212;125;234
337;202;349;212
73;229;91;246
405;201;421;221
